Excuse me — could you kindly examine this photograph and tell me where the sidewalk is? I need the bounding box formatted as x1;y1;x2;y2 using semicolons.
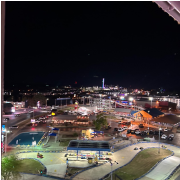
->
140;156;180;180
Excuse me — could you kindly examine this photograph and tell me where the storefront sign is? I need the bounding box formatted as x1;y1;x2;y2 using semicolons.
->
2;125;5;133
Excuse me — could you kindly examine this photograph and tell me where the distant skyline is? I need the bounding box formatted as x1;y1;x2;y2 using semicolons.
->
4;1;180;89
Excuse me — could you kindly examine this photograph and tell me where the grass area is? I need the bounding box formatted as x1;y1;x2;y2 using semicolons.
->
107;148;172;180
60;139;71;146
68;167;83;175
17;159;44;174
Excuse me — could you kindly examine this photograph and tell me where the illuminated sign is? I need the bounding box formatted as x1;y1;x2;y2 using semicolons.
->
52;112;55;116
2;125;5;133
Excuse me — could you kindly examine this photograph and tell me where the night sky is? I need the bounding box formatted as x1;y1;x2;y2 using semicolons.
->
4;1;180;89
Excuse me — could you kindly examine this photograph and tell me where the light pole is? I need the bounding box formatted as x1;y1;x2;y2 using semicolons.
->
46;98;49;107
5;130;10;154
149;97;153;108
158;127;162;154
147;110;150;135
110;161;119;180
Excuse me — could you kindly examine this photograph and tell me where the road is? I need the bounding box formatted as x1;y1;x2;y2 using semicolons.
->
2;109;46;127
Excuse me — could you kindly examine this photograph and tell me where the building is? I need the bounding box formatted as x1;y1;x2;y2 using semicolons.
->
67;140;111;160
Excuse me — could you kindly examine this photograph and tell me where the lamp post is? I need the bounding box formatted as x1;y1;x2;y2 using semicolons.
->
5;130;10;154
46;98;49;107
147;110;150;135
158;127;162;154
110;161;119;180
149;97;153;108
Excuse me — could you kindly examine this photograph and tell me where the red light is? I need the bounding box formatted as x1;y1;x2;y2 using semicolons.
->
31;128;35;130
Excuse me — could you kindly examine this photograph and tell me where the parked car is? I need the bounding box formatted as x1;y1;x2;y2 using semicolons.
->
168;137;173;141
114;128;118;131
9;125;19;129
118;120;122;124
123;126;128;130
15;114;20;117
164;128;168;132
161;134;167;139
35;120;40;123
139;124;144;128
140;131;147;136
118;128;124;132
48;114;52;117
169;134;174;138
130;130;135;134
127;129;131;134
135;130;141;135
125;122;131;125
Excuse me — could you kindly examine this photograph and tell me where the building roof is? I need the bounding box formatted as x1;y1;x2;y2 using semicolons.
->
152;115;180;124
144;108;164;118
67;140;110;151
130;111;138;116
133;110;152;119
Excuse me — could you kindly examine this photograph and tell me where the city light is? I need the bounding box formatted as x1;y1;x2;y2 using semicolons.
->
129;97;133;101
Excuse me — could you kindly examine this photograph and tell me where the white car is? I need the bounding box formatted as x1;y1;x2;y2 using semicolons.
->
161;134;167;139
169;134;174;138
35;120;40;123
118;128;124;132
48;114;52;117
118;121;122;124
164;128;168;131
135;130;141;135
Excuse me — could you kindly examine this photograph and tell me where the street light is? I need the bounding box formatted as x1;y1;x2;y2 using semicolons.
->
5;129;10;153
46;98;49;106
158;127;162;154
149;97;153;108
110;161;119;180
147;110;150;135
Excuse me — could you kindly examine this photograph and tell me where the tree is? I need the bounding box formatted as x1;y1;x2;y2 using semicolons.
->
1;155;22;180
93;113;107;130
22;94;46;107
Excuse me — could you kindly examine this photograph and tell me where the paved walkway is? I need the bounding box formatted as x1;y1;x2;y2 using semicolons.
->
140;156;180;180
73;143;180;180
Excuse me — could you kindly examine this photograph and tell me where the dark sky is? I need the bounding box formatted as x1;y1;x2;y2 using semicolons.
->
4;1;180;89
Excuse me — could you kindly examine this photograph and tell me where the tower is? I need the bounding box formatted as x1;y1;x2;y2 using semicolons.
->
102;78;105;89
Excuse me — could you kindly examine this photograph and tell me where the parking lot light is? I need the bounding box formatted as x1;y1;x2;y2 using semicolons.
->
158;127;162;154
